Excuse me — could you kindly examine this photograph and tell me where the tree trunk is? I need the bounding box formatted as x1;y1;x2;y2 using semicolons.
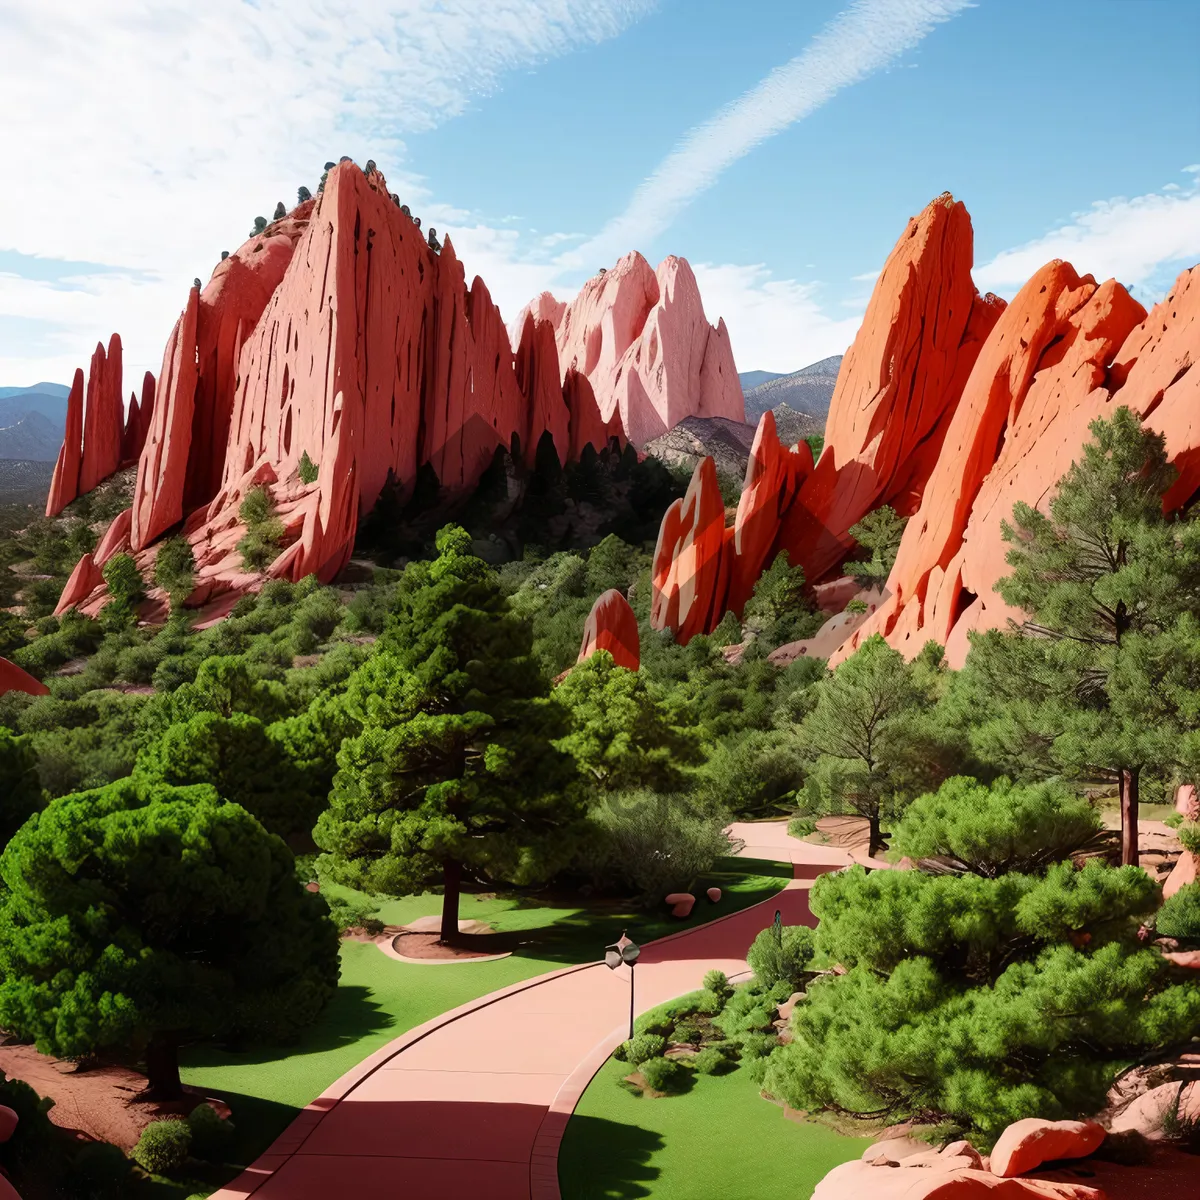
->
144;1032;183;1101
1120;767;1140;867
868;811;885;858
440;858;463;944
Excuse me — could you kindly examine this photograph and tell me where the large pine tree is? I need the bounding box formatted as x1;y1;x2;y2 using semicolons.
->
315;526;583;941
981;408;1200;864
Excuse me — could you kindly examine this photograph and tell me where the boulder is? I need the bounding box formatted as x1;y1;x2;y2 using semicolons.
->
813;1159;1106;1198
1176;784;1199;822
989;1118;1106;1178
577;589;640;671
664;892;694;918
706;886;721;903
1108;1080;1200;1138
1163;852;1198;899
0;657;49;698
0;1105;16;1143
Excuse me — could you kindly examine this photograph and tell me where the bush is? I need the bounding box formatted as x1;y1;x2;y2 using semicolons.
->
693;987;726;1016
238;485;285;571
693;1045;736;1075
702;969;732;998
639;1056;689;1094
740;1031;780;1059
68;1141;133;1198
788;815;817;838
892;776;1105;875
154;536;196;609
614;1033;666;1066
576;789;734;905
100;553;146;631
671;1020;703;1045
1177;822;1200;856
1157;883;1200;941
298;451;319;484
747;923;816;990
131;1119;192;1174
187;1101;235;1161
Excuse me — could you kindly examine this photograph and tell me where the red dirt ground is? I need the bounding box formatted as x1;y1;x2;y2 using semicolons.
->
0;1042;223;1151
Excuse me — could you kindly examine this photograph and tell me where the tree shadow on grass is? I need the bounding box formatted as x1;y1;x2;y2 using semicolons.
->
558;1113;665;1199
183;983;395;1071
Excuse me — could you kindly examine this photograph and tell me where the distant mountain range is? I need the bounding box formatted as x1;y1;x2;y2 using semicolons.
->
0;382;69;463
740;355;843;422
736;370;787;393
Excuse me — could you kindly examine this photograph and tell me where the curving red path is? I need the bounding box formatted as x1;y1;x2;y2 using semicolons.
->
209;824;854;1200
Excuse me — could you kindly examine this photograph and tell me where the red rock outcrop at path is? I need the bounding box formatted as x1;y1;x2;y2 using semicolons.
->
56;161;738;618
513;251;745;446
0;656;50;699
577;589;640;671
838;264;1198;667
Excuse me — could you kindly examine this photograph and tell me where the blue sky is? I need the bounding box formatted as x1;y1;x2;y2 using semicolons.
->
1;0;1197;390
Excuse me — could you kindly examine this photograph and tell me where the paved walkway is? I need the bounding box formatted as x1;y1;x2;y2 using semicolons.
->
210;821;850;1200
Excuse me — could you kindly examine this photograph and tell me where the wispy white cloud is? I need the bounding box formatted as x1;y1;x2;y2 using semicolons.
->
559;0;973;270
975;176;1200;294
691;263;862;374
0;0;654;386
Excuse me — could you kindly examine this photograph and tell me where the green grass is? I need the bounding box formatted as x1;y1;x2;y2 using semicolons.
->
176;858;791;1195
558;1054;870;1200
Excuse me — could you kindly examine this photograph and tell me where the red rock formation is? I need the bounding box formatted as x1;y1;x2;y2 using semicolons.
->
650;456;732;643
515;252;745;445
563;368;623;461
120;371;156;467
45;368;84;517
726;410;813;613
646;194;1003;644
773;194;1005;584
78;334;124;495
514;313;570;467
0;656;50;699
56;552;105;613
132;285;200;552
837;265;1192;667
578;589;640;671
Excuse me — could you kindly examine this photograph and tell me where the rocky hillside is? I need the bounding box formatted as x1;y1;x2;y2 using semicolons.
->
43;160;748;623
743;355;843;420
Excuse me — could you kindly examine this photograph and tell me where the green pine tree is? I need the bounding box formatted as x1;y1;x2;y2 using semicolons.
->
987;407;1200;864
314;526;583;942
0;777;338;1099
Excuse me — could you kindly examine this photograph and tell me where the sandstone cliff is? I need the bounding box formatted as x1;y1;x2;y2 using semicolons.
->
52;162;737;619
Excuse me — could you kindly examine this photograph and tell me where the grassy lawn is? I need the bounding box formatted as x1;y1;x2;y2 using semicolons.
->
559;1054;870;1200
175;857;791;1195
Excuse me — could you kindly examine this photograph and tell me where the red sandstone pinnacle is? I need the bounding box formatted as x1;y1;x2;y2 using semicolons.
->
0;656;50;699
774;193;1005;585
578;589;640;671
132;284;200;551
563;368;623;460
78;333;124;494
650;456;731;644
514;313;570;468
45;367;85;517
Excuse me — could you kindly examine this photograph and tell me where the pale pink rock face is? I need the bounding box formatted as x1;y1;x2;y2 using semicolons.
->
514;251;745;448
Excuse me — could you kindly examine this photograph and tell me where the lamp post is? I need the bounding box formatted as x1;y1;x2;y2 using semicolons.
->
605;931;641;1040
